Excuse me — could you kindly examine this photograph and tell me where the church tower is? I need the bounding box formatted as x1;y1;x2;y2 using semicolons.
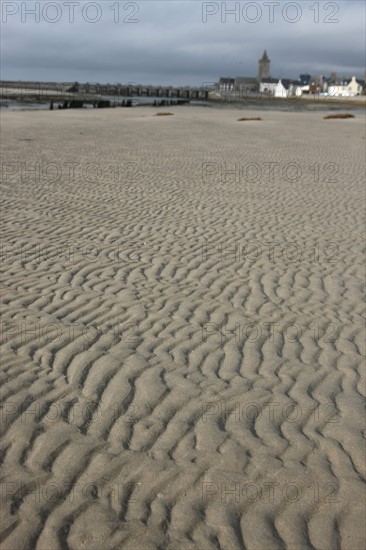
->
257;50;270;82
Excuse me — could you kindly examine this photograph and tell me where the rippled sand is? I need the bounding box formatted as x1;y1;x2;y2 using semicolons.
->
1;106;365;549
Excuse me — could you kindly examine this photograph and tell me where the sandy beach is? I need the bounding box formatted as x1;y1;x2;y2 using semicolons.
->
1;106;365;549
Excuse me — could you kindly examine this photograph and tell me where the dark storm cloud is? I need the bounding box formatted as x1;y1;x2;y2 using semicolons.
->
1;1;365;84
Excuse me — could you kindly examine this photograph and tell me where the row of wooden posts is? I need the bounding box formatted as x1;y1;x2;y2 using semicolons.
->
50;98;192;109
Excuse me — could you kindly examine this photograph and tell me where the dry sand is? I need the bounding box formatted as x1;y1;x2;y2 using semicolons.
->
1;106;365;550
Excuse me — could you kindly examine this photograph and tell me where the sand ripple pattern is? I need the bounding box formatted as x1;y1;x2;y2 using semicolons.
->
1;108;365;549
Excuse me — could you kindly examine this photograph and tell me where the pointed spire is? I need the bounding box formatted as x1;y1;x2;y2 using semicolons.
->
261;50;269;61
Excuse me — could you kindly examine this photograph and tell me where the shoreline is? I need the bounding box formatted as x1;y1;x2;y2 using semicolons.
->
1;82;365;113
1;96;365;113
209;94;366;106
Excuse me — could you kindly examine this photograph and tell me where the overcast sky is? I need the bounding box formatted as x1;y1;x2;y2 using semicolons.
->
1;1;365;85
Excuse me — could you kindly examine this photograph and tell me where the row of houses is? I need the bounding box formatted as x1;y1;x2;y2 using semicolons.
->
218;75;308;97
219;73;365;98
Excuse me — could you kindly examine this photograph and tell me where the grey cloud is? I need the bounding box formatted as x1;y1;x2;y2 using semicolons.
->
2;1;365;85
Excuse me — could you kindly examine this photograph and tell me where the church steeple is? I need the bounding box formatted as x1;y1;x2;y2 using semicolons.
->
258;50;270;82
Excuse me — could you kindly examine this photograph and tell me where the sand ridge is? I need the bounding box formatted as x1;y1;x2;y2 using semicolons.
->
1;106;365;549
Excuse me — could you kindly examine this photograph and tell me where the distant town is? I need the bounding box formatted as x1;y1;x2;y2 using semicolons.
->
1;50;365;110
218;50;366;98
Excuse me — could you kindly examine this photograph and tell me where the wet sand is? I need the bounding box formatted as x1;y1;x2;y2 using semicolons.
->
1;106;365;549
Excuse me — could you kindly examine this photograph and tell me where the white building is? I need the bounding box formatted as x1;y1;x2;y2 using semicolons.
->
259;78;278;95
326;76;363;97
260;78;302;98
218;78;235;92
